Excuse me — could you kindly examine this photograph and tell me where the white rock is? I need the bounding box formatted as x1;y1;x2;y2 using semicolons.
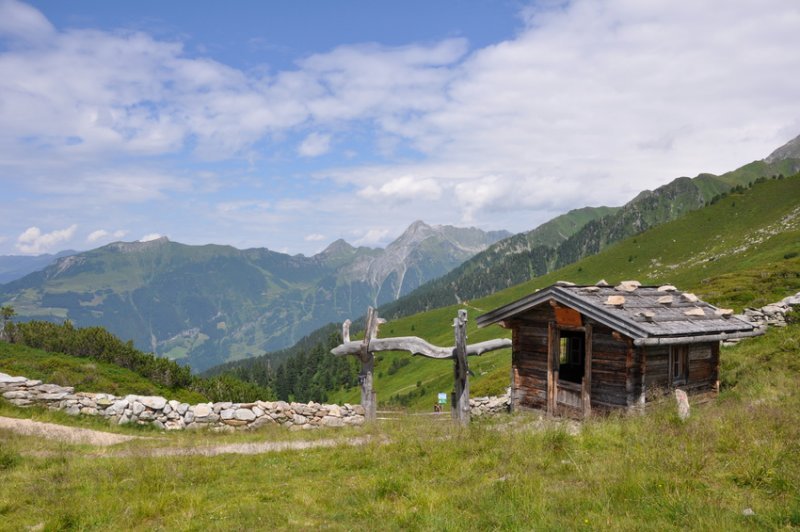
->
252;406;264;418
220;409;235;420
292;413;308;425
321;416;345;427
193;403;212;418
132;402;145;416
234;408;256;421
138;396;167;410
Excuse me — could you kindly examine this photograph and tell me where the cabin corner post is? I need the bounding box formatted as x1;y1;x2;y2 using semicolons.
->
546;321;557;416
452;309;470;425
359;307;379;422
582;323;593;418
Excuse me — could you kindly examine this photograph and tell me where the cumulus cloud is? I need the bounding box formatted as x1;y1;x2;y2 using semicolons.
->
304;233;326;242
2;0;800;255
87;229;127;243
358;175;442;201
298;132;331;157
354;228;391;247
16;224;77;254
0;0;54;43
139;233;163;242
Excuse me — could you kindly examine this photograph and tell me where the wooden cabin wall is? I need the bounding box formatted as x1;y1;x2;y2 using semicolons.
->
685;342;719;393
644;345;671;392
641;342;719;399
510;306;555;411
589;324;630;407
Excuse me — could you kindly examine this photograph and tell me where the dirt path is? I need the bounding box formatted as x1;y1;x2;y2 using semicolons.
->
0;415;378;456
0;416;141;446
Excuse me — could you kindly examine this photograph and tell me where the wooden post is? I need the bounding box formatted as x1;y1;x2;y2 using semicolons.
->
452;309;470;425
582;323;592;418
360;308;378;422
547;322;557;416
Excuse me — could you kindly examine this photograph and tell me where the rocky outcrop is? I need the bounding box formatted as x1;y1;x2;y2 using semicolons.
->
0;373;364;431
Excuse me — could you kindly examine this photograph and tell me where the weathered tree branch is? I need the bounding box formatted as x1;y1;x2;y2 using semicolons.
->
331;336;511;359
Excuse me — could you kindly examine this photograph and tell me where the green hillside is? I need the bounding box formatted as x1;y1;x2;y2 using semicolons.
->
328;174;800;408
0;342;206;403
378;155;799;321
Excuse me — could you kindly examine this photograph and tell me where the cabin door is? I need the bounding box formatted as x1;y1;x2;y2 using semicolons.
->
549;325;592;417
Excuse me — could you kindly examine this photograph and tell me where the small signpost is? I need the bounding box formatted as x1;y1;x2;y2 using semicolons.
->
331;306;511;425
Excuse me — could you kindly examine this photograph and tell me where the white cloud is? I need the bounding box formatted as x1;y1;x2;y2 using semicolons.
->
16;224;77;254
354;228;391;247
304;233;326;242
298;132;331;157
139;233;163;242
358;175;442;201
87;229;127;243
0;0;54;43
2;0;800;255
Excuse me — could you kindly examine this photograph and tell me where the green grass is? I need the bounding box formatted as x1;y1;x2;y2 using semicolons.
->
0;322;798;529
0;342;206;404
330;175;800;408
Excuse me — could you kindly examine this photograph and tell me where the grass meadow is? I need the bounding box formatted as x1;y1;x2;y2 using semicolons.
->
1;321;799;530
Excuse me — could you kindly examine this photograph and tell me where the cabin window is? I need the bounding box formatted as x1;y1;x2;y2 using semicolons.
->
671;346;689;386
559;331;585;384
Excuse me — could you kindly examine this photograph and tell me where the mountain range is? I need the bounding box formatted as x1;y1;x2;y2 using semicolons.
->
377;135;800;320
0;223;508;371
0;250;76;285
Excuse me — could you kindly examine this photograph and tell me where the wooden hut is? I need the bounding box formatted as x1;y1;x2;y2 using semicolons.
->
476;281;762;417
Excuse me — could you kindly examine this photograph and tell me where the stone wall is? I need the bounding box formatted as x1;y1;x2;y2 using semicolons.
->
0;372;365;431
469;393;510;416
728;290;799;344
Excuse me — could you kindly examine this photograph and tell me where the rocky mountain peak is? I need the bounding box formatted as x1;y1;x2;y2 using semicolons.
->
320;238;355;256
765;133;800;163
106;236;170;253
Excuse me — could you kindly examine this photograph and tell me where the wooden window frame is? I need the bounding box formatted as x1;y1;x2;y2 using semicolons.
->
670;345;689;386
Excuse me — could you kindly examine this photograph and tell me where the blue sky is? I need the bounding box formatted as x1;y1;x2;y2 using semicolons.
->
1;0;799;256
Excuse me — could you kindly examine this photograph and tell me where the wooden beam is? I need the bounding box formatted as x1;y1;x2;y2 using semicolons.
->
359;308;378;421
331;337;511;359
583;323;592;419
547;321;556;416
452;309;470;425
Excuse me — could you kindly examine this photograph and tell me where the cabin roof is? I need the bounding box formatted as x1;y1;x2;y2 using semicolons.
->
476;282;758;341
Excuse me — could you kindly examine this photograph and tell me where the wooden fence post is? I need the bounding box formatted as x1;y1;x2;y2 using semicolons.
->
360;307;378;421
452;309;470;425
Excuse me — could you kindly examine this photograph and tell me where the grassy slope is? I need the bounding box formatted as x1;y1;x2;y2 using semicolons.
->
329;175;800;408
0;321;798;529
0;342;206;404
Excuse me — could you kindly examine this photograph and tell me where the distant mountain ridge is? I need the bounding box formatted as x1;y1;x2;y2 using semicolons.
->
378;134;800;319
0;223;508;371
0;250;76;284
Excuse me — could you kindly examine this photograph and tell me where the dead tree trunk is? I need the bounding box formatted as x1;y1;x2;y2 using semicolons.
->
359;308;380;421
452;309;470;425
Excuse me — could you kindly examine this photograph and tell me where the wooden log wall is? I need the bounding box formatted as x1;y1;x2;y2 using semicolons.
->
642;342;719;398
588;324;630;407
685;343;719;393
509;306;554;411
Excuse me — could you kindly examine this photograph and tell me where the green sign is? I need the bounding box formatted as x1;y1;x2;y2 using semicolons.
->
437;393;447;404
